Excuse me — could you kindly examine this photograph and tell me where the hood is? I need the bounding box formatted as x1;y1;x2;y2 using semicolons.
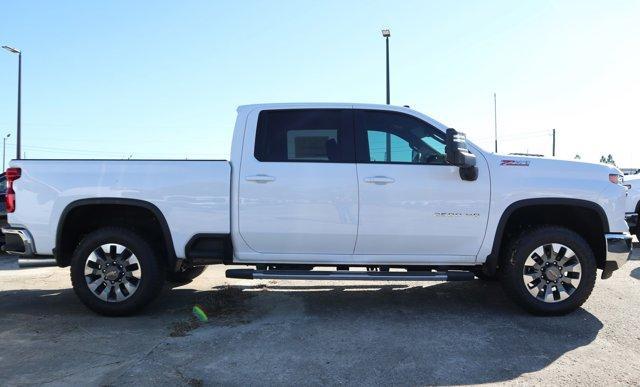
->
485;153;621;180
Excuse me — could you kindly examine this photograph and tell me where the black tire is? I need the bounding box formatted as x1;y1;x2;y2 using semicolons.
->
500;226;596;316
167;265;207;285
70;227;166;316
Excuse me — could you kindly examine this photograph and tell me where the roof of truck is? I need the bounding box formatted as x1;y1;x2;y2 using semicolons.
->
236;103;448;131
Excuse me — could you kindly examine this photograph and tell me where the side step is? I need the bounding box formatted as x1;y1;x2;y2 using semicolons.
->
226;269;474;281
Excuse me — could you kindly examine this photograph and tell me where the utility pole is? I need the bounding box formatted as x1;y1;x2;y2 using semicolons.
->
493;93;498;153
2;46;22;160
552;129;556;157
382;29;390;104
382;29;391;160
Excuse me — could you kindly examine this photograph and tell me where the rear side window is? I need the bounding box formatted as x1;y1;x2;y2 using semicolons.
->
254;109;354;162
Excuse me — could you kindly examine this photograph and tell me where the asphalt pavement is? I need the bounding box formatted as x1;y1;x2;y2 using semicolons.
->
1;244;639;386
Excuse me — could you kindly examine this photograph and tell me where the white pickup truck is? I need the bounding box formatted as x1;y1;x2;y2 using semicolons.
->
2;103;632;316
624;174;640;235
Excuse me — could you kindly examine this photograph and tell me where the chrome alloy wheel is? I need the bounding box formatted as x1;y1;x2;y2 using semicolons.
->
522;243;582;303
84;244;142;302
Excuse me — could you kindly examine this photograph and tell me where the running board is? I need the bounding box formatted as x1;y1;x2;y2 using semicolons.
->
225;269;474;281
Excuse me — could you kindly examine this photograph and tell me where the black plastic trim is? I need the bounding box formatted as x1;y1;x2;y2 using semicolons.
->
184;233;233;265
484;198;609;275
56;198;177;266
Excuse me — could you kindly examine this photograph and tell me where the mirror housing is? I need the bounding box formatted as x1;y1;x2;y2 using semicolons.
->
445;128;478;181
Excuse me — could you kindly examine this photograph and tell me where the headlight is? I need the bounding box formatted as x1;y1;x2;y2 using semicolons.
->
609;173;623;185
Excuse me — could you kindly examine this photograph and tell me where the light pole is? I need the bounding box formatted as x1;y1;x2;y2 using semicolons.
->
3;133;11;171
381;29;390;104
493;92;498;153
2;45;22;160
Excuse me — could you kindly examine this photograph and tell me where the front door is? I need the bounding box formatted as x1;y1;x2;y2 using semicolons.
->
354;109;490;261
238;108;358;255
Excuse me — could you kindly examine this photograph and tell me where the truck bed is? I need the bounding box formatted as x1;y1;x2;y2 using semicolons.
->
8;159;231;258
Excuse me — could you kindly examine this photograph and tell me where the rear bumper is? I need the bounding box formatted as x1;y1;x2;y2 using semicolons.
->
602;233;633;278
1;227;35;257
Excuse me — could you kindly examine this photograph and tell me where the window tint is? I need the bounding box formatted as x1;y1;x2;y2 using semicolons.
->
255;109;353;162
357;110;447;165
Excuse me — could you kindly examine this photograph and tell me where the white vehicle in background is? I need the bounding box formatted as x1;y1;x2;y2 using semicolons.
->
624;175;640;235
1;103;633;317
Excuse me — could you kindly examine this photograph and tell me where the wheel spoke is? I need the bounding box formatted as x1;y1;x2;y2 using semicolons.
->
86;260;101;270
543;284;555;302
126;276;140;286
563;259;580;272
120;248;132;262
119;283;130;297
86;273;101;283
107;285;118;301
554;246;567;262
109;245;117;259
94;282;107;295
558;252;575;266
93;247;108;262
555;283;571;300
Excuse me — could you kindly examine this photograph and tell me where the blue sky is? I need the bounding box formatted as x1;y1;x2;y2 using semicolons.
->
1;1;639;166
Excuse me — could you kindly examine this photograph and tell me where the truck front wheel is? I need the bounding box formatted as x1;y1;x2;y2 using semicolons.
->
500;226;596;316
70;227;165;316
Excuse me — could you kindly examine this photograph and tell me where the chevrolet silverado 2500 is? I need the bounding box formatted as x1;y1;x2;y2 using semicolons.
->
2;103;632;316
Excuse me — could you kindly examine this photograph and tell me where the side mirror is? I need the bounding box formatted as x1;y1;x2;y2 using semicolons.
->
445;128;478;181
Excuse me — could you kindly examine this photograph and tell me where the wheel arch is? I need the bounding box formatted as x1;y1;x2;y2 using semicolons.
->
55;198;177;268
484;198;609;275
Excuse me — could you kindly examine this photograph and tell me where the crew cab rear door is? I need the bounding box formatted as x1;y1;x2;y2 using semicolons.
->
238;108;358;254
353;109;490;262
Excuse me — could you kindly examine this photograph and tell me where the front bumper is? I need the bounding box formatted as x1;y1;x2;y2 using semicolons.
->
602;233;633;279
1;227;35;257
626;213;638;232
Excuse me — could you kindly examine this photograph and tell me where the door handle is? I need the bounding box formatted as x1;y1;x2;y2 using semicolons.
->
364;176;395;185
245;174;276;183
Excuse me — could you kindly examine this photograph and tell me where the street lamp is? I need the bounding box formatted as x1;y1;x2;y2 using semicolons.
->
3;133;11;171
381;29;390;105
2;45;22;160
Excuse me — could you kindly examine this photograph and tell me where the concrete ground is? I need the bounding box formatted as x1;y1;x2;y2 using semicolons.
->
1;245;639;386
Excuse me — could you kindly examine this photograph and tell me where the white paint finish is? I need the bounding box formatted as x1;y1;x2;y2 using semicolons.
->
475;153;628;262
625;175;640;214
234;251;474;266
7;103;630;267
355;162;490;260
236;107;358;255
8;160;231;258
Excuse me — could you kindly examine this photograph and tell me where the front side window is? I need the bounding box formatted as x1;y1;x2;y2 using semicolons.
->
254;109;353;162
356;110;447;165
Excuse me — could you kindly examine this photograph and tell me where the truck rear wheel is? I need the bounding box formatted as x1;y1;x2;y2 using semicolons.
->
500;226;596;316
70;227;165;316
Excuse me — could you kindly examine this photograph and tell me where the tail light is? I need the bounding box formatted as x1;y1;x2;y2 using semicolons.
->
5;167;21;213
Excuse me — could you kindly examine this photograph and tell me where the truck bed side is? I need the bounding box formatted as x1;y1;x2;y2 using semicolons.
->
7;159;231;258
